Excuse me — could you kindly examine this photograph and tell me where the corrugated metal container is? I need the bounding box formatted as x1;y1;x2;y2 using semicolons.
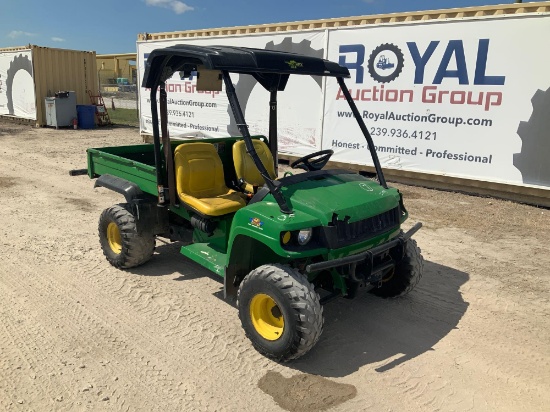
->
136;1;550;207
138;2;550;40
0;45;97;126
32;46;97;126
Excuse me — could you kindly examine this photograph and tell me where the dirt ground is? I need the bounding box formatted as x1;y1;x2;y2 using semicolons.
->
0;119;548;412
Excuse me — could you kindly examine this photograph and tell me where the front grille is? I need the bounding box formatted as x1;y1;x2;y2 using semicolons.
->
321;207;400;249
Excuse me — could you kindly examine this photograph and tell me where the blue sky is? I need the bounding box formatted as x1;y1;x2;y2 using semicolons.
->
0;0;534;54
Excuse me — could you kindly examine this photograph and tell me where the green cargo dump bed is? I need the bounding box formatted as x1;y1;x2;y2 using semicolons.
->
87;144;158;196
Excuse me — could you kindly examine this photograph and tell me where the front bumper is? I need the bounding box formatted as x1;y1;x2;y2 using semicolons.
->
305;222;422;281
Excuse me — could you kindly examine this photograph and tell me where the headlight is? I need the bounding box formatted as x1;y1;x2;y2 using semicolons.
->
297;228;313;245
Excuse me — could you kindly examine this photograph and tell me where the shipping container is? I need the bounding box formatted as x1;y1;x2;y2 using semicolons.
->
138;2;550;41
137;2;550;206
96;53;137;90
0;45;97;126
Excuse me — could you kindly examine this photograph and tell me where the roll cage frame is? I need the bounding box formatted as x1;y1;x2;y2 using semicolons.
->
142;44;388;214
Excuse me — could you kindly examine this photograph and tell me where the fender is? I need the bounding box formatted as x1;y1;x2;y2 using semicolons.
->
94;174;169;236
94;174;143;202
224;234;286;300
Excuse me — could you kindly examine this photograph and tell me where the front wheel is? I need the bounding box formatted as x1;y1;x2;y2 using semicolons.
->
370;238;423;298
237;264;323;361
98;203;155;269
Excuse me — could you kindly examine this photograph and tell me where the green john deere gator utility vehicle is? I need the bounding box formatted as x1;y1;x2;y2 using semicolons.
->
84;45;423;361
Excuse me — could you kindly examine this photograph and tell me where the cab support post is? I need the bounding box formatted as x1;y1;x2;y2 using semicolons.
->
160;82;177;207
222;71;292;214
150;86;166;204
269;89;278;174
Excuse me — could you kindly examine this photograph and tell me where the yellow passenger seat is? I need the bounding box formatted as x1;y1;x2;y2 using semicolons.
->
174;143;246;216
232;139;277;193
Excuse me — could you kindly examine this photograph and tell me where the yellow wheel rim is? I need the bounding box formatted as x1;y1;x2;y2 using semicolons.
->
249;293;284;341
381;268;395;283
107;222;122;254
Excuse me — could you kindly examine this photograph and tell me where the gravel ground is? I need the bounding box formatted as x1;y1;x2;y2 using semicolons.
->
0;119;548;411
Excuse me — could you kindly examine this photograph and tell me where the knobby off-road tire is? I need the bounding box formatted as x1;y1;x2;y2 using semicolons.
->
237;264;323;361
98;203;155;269
370;238;423;298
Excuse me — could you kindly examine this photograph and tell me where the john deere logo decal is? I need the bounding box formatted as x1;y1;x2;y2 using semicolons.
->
249;217;264;229
285;60;303;69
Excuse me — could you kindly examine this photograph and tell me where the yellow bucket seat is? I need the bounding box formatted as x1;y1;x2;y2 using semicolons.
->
174;143;246;216
232;139;277;193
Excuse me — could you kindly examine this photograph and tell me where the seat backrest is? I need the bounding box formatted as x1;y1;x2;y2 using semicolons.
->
232;139;277;188
174;143;229;200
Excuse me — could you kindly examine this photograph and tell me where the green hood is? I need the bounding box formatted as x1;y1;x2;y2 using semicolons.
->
280;172;400;225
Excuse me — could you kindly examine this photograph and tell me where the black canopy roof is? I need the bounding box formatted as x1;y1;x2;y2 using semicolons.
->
142;44;350;89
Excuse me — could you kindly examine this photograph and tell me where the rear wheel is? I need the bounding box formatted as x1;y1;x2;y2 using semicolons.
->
370;238;423;298
237;264;323;361
98;203;155;269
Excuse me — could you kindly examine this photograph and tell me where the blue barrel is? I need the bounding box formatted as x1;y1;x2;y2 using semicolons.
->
76;105;96;129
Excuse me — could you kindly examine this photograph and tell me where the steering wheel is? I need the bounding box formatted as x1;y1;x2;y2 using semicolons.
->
290;150;334;172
